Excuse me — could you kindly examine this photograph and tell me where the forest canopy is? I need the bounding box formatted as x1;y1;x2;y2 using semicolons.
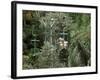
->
22;10;91;69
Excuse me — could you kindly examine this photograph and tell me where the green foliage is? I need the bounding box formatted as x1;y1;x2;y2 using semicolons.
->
67;13;91;66
23;11;91;69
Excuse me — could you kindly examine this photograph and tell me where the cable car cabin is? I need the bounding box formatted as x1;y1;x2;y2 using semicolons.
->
57;37;68;50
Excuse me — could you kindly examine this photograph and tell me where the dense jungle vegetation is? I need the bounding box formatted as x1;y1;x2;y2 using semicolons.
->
23;10;91;69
